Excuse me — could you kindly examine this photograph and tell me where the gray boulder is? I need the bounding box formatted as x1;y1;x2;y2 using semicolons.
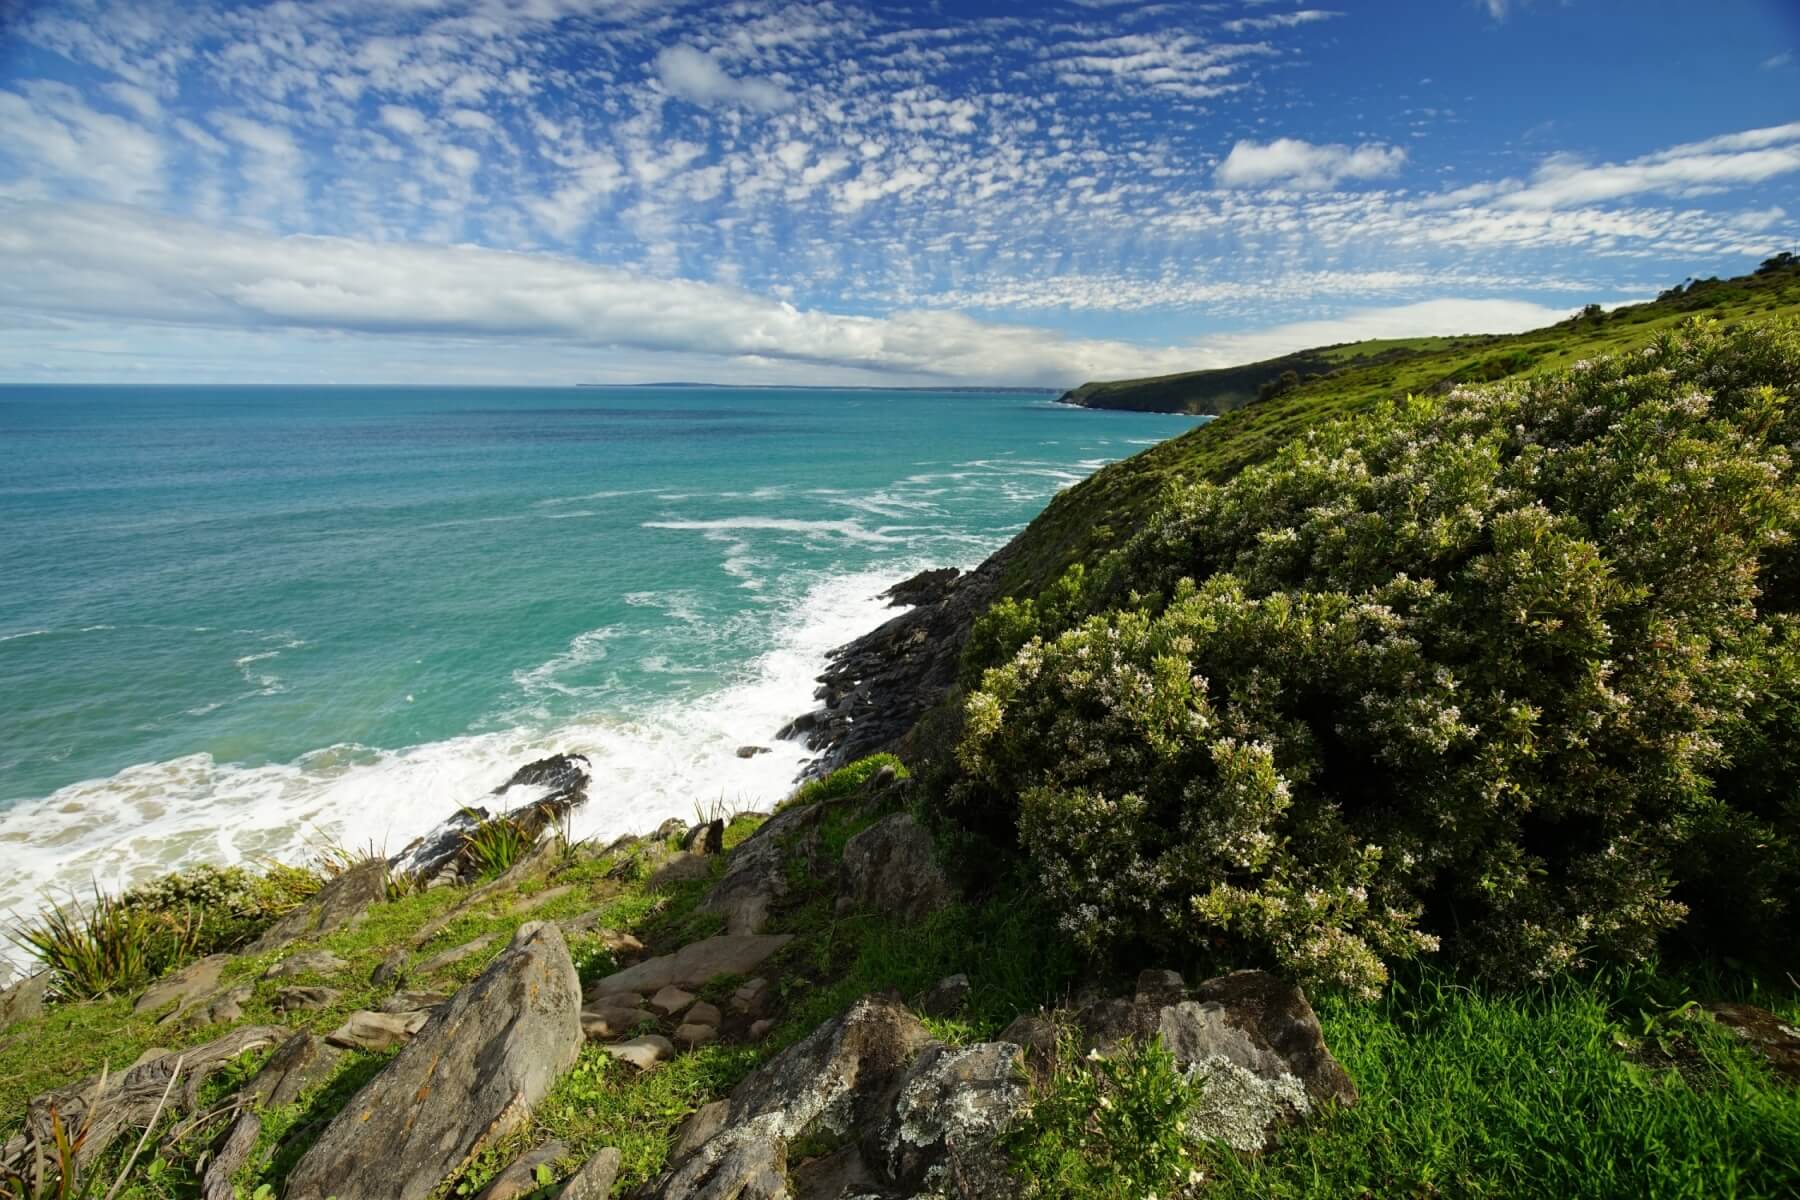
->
839;814;952;922
558;1147;622;1200
248;859;387;953
201;1112;261;1200
0;969;52;1029
285;921;583;1200
472;1140;568;1200
588;935;793;999
862;1041;1026;1196
133;955;228;1016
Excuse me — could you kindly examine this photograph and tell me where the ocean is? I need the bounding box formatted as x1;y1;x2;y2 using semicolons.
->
0;384;1198;943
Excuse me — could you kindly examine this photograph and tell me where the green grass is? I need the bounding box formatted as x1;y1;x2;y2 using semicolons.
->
1198;967;1800;1200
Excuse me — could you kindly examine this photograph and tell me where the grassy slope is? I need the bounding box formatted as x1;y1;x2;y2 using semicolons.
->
1006;263;1800;599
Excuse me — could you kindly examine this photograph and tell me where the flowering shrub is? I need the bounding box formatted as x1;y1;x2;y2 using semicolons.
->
956;319;1800;995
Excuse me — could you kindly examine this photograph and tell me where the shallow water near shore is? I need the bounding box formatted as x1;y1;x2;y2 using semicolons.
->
0;383;1197;945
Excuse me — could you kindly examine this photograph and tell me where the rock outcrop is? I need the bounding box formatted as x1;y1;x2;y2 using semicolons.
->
779;549;1013;771
285;921;584;1200
0;970;51;1029
839;814;953;921
644;995;1024;1200
389;753;592;885
247;859;387;954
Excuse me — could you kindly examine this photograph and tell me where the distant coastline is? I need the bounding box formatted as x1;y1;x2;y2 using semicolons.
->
579;381;1060;394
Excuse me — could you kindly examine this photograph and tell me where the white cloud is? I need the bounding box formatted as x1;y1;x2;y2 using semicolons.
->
0;201;1223;385
1760;50;1791;70
1188;297;1579;365
1215;137;1407;189
1222;10;1341;34
0;83;164;203
1492;122;1800;209
654;45;792;112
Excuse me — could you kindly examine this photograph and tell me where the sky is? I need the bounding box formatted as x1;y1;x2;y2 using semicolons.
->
0;0;1796;387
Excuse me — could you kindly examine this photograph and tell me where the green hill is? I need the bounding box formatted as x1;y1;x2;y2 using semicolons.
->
1056;258;1800;419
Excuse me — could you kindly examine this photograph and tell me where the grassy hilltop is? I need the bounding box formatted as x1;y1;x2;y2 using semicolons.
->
4;258;1800;1200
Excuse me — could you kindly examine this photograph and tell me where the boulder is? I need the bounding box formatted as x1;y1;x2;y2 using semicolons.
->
589;935;793;999
248;859;388;954
671;1101;729;1165
263;949;348;980
861;1041;1026;1196
0;970;52;1029
729;978;771;1017
326;1009;431;1053
645;1127;787;1200
472;1140;568;1200
388;753;590;885
285;922;584;1200
688;1001;723;1029
245;1032;344;1109
735;746;770;759
1707;1002;1800;1082
558;1147;622;1200
134;955;228;1016
675;1023;717;1050
274;985;342;1013
4;1025;287;1171
682;820;725;857
839;814;952;922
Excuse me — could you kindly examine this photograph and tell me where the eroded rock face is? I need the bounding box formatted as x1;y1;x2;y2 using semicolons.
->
285;921;583;1200
1076;968;1355;1152
248;859;388;954
862;1041;1027;1196
645;997;1017;1200
699;803;823;935
839;814;952;922
389;753;591;885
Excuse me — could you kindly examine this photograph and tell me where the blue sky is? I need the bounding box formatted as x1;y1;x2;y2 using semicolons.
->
0;0;1796;386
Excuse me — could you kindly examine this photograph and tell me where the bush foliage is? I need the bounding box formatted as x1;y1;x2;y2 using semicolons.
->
955;319;1800;996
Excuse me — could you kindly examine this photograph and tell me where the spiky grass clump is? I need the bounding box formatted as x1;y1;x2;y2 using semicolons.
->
459;811;534;879
8;887;198;1001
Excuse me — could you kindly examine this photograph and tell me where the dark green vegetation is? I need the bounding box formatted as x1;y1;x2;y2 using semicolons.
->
7;258;1800;1199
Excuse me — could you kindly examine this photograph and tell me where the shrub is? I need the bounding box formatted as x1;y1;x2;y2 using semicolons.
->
955;319;1800;995
1006;1035;1202;1200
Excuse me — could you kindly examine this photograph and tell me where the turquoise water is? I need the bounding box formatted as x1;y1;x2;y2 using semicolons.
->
0;384;1198;926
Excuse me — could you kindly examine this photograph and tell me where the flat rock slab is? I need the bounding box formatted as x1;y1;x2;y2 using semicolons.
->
604;1035;675;1072
381;989;450;1014
249;859;388;954
274;986;342;1013
134;955;228;1015
286;922;583;1200
264;950;349;980
168;984;253;1030
512;885;574;916
327;1009;431;1053
1708;1002;1800;1082
675;1023;717;1050
589;935;793;999
417;932;498;976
